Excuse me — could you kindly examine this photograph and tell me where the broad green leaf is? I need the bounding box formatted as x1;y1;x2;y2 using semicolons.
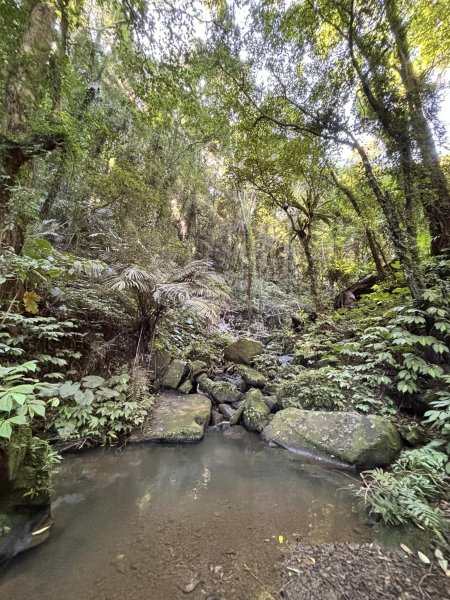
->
0;420;12;439
59;381;80;398
82;375;105;388
9;415;27;425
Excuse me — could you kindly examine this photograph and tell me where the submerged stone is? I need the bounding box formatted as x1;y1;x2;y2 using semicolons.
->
262;408;401;467
223;338;263;365
129;393;211;443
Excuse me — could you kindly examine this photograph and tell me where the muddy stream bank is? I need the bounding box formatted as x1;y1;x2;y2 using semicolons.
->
0;429;426;600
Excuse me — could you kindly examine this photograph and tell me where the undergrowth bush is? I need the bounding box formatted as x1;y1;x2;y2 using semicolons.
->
42;366;153;447
357;446;448;538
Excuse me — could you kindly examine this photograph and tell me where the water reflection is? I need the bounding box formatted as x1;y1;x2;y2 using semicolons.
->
0;430;398;600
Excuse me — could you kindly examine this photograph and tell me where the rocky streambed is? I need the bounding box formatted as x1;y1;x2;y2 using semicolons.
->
144;337;402;470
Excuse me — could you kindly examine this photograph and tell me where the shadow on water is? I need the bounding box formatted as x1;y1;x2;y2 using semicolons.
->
0;430;427;600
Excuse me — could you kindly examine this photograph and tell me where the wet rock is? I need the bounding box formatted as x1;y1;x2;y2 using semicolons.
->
161;359;188;390
129;393;211;443
223;338;263;365
199;378;242;404
230;402;246;425
218;404;235;421
235;365;267;388
211;410;224;426
222;425;247;439
262;409;402;467
243;389;270;432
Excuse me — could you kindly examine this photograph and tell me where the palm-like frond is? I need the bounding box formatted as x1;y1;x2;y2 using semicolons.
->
107;266;158;293
106;259;229;323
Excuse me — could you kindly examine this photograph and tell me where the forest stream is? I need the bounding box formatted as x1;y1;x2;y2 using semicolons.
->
0;427;427;600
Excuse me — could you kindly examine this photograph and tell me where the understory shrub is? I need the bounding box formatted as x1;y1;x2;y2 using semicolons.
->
357;446;448;537
42;366;153;447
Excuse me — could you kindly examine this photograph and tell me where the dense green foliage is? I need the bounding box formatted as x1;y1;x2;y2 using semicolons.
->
0;0;449;539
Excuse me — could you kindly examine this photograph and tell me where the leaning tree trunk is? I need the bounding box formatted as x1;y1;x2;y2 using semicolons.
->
384;0;450;255
350;138;425;302
329;170;387;278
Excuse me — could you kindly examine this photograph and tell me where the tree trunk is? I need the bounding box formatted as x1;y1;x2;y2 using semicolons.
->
298;230;322;312
1;1;58;252
238;191;257;321
329;170;387;278
384;0;450;255
350;138;425;301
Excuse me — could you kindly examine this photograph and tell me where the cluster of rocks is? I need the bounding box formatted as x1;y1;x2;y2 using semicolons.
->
139;336;403;469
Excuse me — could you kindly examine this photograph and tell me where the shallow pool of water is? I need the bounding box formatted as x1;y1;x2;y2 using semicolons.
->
0;429;416;600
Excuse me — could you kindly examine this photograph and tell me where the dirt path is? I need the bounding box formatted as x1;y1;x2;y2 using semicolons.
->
281;542;449;600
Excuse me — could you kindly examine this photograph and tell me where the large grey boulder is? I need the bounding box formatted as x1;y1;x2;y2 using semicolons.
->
224;338;263;365
243;388;270;432
161;359;188;389
129;393;211;443
262;409;401;467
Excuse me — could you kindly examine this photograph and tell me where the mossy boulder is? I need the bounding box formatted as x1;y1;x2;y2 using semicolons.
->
230;402;246;425
2;427;32;481
1;428;54;505
243;389;270;432
224;338;263;365
161;359;188;389
129;393;211;443
235;365;267;388
190;360;208;380
13;437;54;505
262;408;401;467
152;348;172;380
198;377;242;404
263;396;278;413
178;379;193;394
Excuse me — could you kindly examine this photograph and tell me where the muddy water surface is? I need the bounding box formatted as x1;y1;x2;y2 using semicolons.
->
1;429;394;600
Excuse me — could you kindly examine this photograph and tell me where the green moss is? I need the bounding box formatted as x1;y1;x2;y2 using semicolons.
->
235;365;267;388
243;389;270;432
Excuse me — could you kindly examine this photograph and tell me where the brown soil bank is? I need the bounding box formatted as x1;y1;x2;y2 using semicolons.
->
281;542;449;600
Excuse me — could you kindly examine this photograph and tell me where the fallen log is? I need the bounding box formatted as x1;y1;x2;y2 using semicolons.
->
334;271;378;309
